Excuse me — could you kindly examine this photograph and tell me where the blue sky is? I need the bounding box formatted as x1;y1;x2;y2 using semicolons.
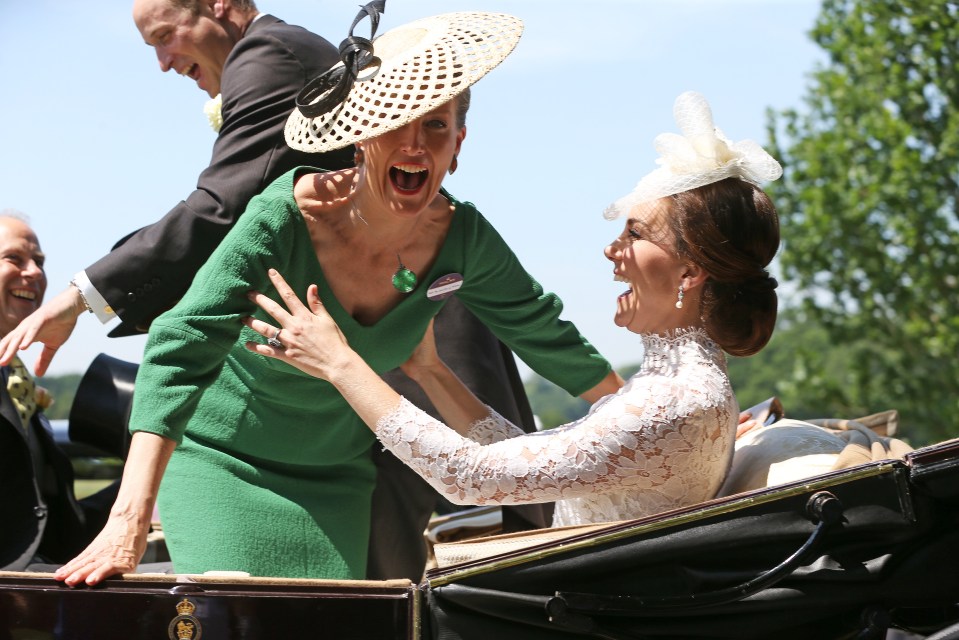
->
0;0;823;379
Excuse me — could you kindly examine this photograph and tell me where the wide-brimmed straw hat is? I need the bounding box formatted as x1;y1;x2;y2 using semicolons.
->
604;91;783;220
285;10;524;153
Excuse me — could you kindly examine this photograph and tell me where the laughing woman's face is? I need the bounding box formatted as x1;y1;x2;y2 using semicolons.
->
603;200;691;335
357;99;466;219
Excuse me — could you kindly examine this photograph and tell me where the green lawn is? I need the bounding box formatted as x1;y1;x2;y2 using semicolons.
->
74;479;116;500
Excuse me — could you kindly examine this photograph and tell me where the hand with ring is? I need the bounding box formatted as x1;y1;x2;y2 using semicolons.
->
243;268;356;382
267;329;284;349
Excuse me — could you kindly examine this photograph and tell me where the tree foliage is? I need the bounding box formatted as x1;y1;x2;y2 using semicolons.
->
725;309;932;441
767;0;959;443
36;373;82;421
526;364;639;430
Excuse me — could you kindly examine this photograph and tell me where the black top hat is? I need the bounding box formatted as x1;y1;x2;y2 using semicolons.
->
68;353;138;460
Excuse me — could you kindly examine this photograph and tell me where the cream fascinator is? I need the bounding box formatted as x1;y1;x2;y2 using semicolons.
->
604;91;783;220
285;1;523;153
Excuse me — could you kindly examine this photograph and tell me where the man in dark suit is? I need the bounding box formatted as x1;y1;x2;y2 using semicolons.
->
0;0;548;580
0;214;119;571
0;0;351;358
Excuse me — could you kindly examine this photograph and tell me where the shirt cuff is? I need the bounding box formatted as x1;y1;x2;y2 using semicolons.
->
72;271;116;324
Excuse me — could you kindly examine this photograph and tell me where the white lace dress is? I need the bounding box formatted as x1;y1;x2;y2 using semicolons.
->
375;328;738;526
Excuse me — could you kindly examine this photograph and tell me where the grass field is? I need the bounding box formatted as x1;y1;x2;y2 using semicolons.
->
74;479;116;500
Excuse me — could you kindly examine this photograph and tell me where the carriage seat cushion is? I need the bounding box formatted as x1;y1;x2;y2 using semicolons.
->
717;411;913;497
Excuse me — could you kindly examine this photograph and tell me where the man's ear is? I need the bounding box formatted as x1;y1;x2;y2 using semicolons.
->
212;0;227;19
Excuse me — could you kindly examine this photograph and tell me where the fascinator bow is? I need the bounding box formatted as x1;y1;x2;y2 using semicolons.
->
604;91;782;220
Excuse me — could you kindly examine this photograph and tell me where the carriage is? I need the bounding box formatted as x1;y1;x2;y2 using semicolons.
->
2;355;957;639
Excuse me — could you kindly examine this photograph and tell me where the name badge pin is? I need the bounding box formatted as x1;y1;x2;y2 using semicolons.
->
426;273;464;301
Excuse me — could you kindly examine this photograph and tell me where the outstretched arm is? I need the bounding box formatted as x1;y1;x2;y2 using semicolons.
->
244;271;731;509
398;320;494;435
0;286;87;375
245;269;621;437
581;370;625;403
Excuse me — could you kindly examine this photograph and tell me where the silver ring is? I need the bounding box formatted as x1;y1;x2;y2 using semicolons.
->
267;329;283;349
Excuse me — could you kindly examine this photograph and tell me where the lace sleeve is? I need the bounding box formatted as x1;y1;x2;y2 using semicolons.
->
375;372;735;507
465;408;525;444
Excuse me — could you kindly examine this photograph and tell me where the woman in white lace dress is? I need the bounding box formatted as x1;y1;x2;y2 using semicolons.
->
246;91;784;526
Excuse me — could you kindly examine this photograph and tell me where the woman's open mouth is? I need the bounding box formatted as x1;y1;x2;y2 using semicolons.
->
613;273;632;300
390;164;429;194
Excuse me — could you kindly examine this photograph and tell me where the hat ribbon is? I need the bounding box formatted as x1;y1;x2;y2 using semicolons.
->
295;0;387;118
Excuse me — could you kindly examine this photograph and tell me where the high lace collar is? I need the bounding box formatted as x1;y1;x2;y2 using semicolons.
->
638;327;723;375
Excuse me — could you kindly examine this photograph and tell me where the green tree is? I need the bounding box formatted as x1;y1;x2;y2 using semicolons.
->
767;0;959;443
525;376;590;429
727;308;923;438
526;364;639;430
37;373;82;420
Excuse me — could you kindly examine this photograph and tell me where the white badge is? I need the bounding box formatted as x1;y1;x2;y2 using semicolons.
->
426;273;464;301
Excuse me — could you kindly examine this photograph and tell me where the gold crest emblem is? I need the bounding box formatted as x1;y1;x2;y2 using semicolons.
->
168;598;202;640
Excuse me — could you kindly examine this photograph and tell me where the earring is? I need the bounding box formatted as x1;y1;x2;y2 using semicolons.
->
448;155;458;175
675;284;685;309
354;147;364;167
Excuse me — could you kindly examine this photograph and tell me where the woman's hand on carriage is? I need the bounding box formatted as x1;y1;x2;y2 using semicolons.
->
54;512;148;586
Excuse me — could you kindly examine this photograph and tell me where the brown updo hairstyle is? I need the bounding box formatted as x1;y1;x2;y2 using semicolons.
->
663;178;780;357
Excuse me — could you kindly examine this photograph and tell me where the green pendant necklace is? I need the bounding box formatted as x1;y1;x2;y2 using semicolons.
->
392;254;417;293
351;203;416;294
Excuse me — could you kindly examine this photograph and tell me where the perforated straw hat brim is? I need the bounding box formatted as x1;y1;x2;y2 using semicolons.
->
285;12;523;153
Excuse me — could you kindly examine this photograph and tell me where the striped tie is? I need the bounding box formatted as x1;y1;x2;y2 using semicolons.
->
8;355;37;431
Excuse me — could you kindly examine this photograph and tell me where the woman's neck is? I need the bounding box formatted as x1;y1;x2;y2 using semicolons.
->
639;327;723;371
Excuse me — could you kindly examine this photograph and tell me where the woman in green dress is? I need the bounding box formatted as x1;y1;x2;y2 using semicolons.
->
55;8;622;586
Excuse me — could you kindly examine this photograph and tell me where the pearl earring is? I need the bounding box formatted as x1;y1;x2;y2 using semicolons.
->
675;284;685;309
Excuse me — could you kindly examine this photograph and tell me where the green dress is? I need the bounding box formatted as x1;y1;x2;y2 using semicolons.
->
130;167;612;579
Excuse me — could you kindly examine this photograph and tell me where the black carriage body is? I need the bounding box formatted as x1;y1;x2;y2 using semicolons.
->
2;441;958;639
420;440;959;639
0;574;417;639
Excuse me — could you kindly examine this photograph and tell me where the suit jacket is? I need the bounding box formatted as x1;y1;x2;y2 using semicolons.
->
0;377;117;571
86;15;353;335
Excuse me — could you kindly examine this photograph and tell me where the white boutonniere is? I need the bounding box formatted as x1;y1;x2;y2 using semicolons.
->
204;94;223;133
35;385;54;411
